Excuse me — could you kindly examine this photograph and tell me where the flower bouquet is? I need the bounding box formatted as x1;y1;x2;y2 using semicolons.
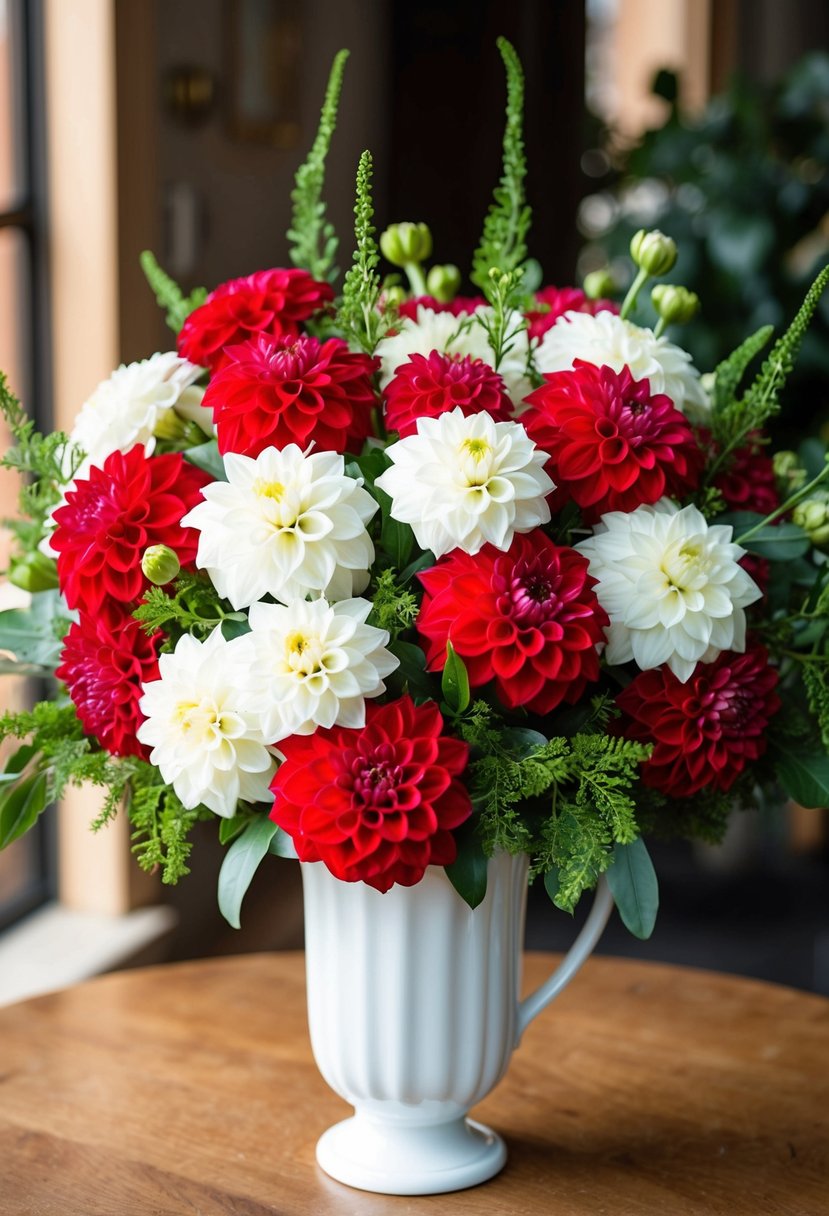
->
2;39;829;1194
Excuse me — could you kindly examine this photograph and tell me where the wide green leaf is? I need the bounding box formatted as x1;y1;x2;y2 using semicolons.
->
0;589;69;672
605;837;659;940
389;640;434;702
0;743;39;787
445;821;488;909
184;440;226;481
442;641;470;715
217;815;278;929
268;826;299;859
717;511;811;560
0;770;49;849
773;748;829;809
543;866;560;905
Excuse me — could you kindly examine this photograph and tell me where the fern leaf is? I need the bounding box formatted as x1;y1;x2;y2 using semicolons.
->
140;251;207;334
471;37;531;295
286;49;349;283
711;324;773;414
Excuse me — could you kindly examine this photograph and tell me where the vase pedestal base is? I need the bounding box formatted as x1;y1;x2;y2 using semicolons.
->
315;1112;507;1195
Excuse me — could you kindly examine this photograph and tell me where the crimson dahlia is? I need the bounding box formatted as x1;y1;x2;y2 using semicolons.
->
51;446;208;613
178;267;334;371
56;609;161;759
270;696;472;892
522;361;705;521
206;334;377;458
383;351;513;437
615;646;781;797
417;533;608;714
525;285;618;342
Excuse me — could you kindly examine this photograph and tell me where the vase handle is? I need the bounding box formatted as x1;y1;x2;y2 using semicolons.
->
516;876;614;1042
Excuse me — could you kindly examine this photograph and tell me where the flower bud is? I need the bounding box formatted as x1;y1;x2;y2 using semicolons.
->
583;268;615;300
630;228;677;277
379;222;432;268
382;285;408;311
651;284;699;325
773;450;807;496
793;491;829;549
426;263;462;303
9;551;59;593
141;544;181;585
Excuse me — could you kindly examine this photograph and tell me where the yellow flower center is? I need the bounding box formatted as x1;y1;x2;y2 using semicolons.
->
253;478;286;501
461;437;491;460
285;630;324;676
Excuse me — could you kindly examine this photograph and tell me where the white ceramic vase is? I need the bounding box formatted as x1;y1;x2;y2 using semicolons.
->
301;851;614;1195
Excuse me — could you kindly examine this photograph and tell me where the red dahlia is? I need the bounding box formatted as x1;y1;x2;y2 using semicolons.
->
525;285;618;341
56;609;161;759
206;334;377;458
383;351;513;437
270;696;472;892
522;361;705;521
178;268;334;371
711;431;780;516
51;446;208;614
615;646;781;798
417;533;609;714
397;294;486;321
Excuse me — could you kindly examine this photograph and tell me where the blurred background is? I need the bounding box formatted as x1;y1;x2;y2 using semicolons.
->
1;0;829;1001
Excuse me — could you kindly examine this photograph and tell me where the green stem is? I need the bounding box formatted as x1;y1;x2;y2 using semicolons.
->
403;262;428;297
653;316;667;339
619;267;649;321
736;463;829;545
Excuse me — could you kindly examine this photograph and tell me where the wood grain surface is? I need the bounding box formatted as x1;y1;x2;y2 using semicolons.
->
1;952;827;1215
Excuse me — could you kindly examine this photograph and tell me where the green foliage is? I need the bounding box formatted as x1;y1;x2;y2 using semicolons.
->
442;642;470;715
140;251;207;334
127;776;210;884
475;266;530;370
605;838;659;939
133;574;246;645
286;49;349;283
471;37;531;297
0;373;81;556
339;151;387;355
711;325;773;415
367;567;419;638
217;815;278;929
803;661;829;749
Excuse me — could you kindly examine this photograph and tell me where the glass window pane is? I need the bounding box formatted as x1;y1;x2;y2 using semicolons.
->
0;0;25;211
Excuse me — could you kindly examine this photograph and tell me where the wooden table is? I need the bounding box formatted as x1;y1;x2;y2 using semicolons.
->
1;952;827;1215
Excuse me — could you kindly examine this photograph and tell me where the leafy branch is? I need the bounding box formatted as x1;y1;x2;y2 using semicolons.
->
140;251;208;335
471;36;531;299
286;49;349;283
133;574;246;645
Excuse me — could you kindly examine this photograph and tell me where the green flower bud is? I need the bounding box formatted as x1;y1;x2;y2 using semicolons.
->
651;284;700;325
773;450;807;496
426;263;462;303
382;284;408;311
379;222;433;268
793;491;829;549
583;268;615;300
141;544;181;586
630;228;678;277
9;551;59;593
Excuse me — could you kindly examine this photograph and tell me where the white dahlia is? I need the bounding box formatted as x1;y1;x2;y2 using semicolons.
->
181;445;377;609
230;597;398;743
68;351;210;475
376;304;533;406
575;500;762;682
374;407;554;558
534;310;709;421
137;628;276;818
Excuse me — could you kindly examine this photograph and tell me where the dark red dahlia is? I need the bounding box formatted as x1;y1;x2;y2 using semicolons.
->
615;646;781;798
270;696;472;892
206;334;377;458
383;351;514;437
51;446;208;614
711;430;780;517
397;294;486;321
522;361;705;521
525;285;618;342
56;608;161;759
177;268;334;372
417;533;609;715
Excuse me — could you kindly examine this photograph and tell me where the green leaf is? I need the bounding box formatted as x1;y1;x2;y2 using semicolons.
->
140;250;207;333
772;747;829;809
543;866;560;905
375;487;414;568
717;511;811;559
220;615;251;642
389;640;434;702
444;820;488;909
442;641;471;714
0;743;39;787
0;590;69;672
605;838;659;940
0;769;49;849
184;440;226;481
217;815;278;929
218;812;253;846
399;550;435;584
502;727;549;758
268;826;299;859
